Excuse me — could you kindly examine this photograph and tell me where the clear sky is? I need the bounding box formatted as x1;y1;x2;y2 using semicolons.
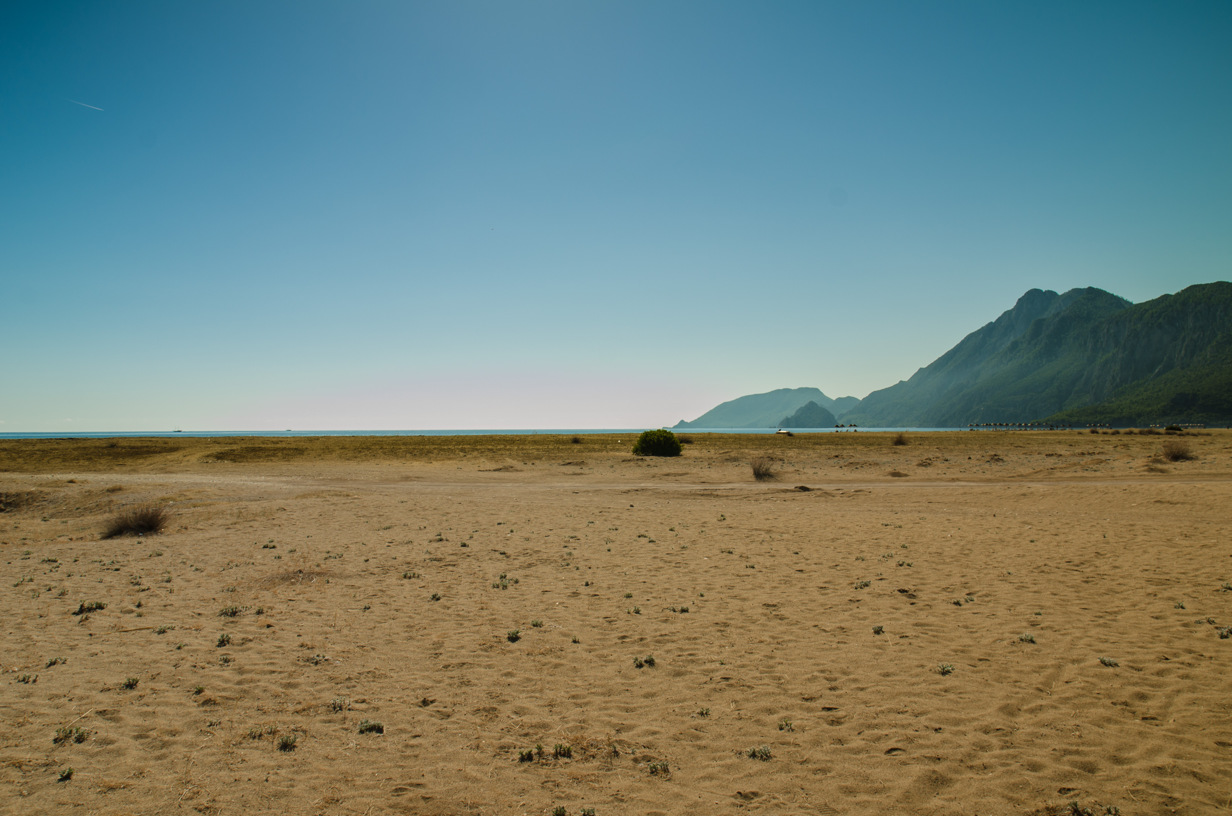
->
3;1;1230;431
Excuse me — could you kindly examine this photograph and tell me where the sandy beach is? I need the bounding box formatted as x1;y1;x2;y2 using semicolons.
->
2;430;1230;816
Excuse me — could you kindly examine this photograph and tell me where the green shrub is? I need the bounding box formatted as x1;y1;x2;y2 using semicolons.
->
632;429;682;457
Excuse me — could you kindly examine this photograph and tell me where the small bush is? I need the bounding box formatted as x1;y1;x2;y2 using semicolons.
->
357;719;384;734
891;432;908;446
102;504;168;539
276;734;298;751
53;727;89;745
750;457;777;481
1161;440;1194;462
632;429;682;457
747;745;772;761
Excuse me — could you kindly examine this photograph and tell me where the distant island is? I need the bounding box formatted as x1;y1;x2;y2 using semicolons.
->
674;388;847;430
674;282;1232;428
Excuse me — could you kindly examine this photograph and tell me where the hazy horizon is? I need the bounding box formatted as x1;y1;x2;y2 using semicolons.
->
4;2;1230;432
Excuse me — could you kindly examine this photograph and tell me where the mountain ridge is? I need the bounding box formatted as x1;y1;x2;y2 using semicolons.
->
673;282;1232;428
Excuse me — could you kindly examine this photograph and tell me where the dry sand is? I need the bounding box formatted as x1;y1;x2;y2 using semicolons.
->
1;430;1230;816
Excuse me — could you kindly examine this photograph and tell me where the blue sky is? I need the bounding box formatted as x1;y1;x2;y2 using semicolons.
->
3;1;1230;430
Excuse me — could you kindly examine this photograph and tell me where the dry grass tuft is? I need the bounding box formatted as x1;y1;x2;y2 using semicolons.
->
750;457;777;481
0;491;42;513
1161;440;1194;462
101;504;169;539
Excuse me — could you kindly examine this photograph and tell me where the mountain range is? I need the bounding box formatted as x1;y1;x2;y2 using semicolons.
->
673;282;1232;429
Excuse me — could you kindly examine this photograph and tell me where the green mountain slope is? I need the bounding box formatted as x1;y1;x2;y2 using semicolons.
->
842;287;1133;426
1043;284;1232;425
841;282;1232;427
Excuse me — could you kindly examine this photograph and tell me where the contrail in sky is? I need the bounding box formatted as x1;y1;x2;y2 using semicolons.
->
68;99;104;111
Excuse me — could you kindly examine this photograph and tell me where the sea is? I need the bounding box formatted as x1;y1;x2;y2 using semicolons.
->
0;428;971;440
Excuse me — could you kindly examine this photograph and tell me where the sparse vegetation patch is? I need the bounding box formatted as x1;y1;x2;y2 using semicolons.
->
1161;440;1194;462
750;456;777;480
358;719;384;734
102;504;169;539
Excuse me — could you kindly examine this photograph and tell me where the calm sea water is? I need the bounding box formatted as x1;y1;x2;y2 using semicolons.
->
0;427;969;440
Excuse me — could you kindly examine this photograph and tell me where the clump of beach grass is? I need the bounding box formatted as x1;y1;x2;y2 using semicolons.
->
1161;440;1194;462
53;727;89;745
102;504;169;539
750;457;777;481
